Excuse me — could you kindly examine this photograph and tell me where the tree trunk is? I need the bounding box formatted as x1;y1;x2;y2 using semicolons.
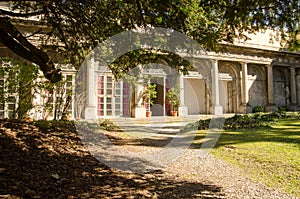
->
0;17;62;83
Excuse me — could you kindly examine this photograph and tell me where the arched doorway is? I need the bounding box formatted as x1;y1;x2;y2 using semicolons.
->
218;63;238;113
248;65;267;111
273;67;288;106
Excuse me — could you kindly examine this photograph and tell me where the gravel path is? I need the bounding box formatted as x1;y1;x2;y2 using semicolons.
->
164;149;298;199
1;119;299;198
104;120;299;199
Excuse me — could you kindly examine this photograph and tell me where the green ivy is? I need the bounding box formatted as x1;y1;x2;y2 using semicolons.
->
0;57;39;120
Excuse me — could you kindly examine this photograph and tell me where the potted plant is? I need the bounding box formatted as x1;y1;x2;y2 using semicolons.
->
143;83;157;117
166;85;181;116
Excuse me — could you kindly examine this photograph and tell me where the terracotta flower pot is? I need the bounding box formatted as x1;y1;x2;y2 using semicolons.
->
146;111;152;117
171;111;178;117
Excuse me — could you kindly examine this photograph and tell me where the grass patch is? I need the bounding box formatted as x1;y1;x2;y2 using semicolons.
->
211;117;300;196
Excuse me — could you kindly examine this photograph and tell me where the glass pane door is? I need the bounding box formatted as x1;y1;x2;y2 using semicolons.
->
97;74;123;117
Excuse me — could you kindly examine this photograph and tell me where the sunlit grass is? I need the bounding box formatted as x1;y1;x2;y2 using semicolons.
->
208;118;300;196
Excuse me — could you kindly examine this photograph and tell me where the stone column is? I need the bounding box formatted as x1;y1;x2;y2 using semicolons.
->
212;60;223;115
290;67;297;104
240;62;248;113
267;65;274;104
289;67;298;110
178;70;188;116
265;65;277;112
205;82;210;114
296;69;300;107
84;55;97;120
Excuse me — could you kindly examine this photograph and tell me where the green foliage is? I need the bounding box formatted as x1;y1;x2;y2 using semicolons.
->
4;0;299;79
186;112;299;131
38;74;74;120
0;57;73;121
143;83;157;107
166;85;181;111
252;105;264;113
98;119;119;131
223;114;271;130
34;120;50;133
0;58;39;120
278;106;289;112
52;78;72;120
34;119;75;133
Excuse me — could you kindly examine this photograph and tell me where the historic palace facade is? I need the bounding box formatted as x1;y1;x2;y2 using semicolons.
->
80;30;300;120
1;2;300;119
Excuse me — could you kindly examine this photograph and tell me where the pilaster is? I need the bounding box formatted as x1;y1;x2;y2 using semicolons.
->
296;69;300;108
212;60;223;115
265;65;277;112
178;69;188;116
239;62;248;113
289;67;298;111
84;55;97;120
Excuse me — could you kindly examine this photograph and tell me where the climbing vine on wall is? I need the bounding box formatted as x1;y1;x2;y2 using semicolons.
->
0;57;73;120
0;57;39;120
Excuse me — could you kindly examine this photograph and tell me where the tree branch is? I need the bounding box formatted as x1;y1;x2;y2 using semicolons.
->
135;0;146;25
0;17;61;83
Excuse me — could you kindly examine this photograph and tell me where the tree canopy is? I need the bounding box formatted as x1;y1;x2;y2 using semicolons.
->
0;0;299;82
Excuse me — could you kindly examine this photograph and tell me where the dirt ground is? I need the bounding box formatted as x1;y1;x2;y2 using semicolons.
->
0;119;297;199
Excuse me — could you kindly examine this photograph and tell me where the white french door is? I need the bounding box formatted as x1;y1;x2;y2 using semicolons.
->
97;74;122;117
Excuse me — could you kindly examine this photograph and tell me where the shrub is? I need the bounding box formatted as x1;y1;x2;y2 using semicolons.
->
98;119;118;131
34;120;75;133
189;113;283;131
278;106;289;112
166;85;181;112
252;105;264;113
34;120;51;133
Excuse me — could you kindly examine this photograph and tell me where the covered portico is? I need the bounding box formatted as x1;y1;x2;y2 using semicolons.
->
83;46;300;120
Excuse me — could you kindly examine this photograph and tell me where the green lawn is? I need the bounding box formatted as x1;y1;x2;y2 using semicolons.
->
207;118;300;196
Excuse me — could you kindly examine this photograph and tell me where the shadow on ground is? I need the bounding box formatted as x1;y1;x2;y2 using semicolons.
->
0;119;224;198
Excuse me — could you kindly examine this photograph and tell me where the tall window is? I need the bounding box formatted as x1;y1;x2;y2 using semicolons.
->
0;62;18;119
42;73;75;120
97;74;123;117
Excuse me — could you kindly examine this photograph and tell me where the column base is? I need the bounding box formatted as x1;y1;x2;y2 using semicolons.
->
134;106;146;118
214;105;223;115
178;106;188;117
265;104;278;112
239;104;247;114
84;106;97;120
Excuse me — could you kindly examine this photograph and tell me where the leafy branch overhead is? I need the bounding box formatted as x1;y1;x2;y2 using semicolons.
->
0;0;299;82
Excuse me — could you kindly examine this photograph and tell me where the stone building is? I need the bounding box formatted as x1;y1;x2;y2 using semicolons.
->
81;29;300;119
1;3;300;120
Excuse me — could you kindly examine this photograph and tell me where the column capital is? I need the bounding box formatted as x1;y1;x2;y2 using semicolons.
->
211;59;219;64
239;61;248;65
290;66;296;71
